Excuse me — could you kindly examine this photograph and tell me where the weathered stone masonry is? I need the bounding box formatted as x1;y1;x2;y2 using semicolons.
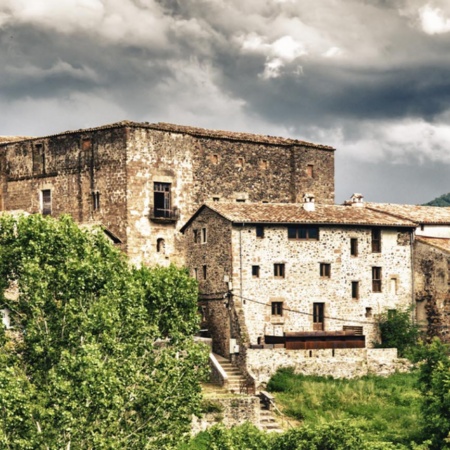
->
0;121;335;267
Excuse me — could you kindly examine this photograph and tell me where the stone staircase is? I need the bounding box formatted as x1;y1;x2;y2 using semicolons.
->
213;353;247;393
210;354;284;433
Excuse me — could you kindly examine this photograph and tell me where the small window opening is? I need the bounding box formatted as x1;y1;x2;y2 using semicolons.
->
156;238;165;254
306;164;314;178
252;265;260;278
193;268;198;280
82;138;92;150
372;267;382;292
390;277;398;295
320;263;331;278
202;265;207;280
332;349;335;357
309;350;312;357
274;263;285;279
41;189;52;216
212;196;220;202
350;238;358;256
92;191;100;211
256;225;264;238
271;301;283;316
351;281;359;299
193;229;200;243
260;159;268;170
236;199;246;203
201;228;207;244
365;307;373;318
237;157;244;167
211;154;219;165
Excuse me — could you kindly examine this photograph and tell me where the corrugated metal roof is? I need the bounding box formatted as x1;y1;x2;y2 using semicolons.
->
0;121;334;150
181;202;417;231
366;203;450;224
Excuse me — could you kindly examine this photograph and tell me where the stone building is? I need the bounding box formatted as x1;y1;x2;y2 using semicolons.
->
181;196;416;369
0;121;335;266
367;203;450;342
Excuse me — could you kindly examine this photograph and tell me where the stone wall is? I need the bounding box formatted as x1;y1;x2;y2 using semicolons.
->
246;347;410;386
231;224;413;347
191;396;260;435
0;127;128;249
414;239;450;342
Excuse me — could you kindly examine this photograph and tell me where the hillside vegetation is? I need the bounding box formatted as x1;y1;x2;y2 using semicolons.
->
423;192;450;206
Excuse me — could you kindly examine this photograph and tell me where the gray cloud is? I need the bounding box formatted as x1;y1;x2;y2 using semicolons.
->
1;0;450;203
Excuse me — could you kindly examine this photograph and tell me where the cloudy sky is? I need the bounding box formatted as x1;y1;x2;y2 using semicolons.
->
1;0;450;204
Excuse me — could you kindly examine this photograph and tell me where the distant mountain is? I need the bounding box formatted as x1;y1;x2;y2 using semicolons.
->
424;193;450;207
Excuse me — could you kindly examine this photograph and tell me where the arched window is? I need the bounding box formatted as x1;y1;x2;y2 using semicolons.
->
156;238;165;254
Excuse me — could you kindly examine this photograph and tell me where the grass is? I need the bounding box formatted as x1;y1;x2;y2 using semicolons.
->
267;367;422;446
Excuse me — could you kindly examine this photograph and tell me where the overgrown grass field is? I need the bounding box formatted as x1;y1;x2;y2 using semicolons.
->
268;368;422;446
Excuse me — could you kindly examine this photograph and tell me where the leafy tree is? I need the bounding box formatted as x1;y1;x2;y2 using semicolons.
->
0;214;208;449
423;193;450;207
375;308;419;357
413;338;450;449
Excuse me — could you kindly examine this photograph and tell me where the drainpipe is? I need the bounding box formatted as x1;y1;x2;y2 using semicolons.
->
410;228;416;323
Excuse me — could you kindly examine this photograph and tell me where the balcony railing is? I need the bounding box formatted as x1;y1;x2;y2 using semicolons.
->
149;207;180;223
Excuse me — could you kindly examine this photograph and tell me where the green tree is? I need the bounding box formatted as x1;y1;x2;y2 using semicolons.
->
414;338;450;449
0;214;208;449
375;308;419;357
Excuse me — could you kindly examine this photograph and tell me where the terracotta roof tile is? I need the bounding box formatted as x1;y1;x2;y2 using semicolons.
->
366;203;450;224
0;121;333;150
416;236;450;253
189;202;416;227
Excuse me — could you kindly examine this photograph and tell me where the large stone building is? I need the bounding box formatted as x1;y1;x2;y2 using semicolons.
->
0;121;335;266
181;195;416;381
366;203;450;342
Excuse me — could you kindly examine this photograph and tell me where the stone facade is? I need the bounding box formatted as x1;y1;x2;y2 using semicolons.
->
182;202;416;370
0;121;335;266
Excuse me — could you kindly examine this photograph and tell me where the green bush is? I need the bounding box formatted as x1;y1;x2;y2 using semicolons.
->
375;308;419;357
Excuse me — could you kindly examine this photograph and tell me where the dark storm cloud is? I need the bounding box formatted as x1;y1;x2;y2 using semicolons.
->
1;0;450;203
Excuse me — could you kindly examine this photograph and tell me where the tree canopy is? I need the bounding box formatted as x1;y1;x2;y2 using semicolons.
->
0;214;208;449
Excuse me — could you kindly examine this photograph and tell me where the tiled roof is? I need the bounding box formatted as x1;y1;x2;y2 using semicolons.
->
0;136;32;143
181;202;416;231
366;203;450;225
416;236;450;253
0;121;333;150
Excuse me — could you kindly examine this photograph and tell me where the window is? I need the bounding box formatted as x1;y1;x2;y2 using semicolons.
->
41;189;51;216
193;268;198;280
156;238;165;254
211;154;219;164
212;197;220;202
252;265;260;278
320;263;331;278
193;229;200;243
287;225;319;240
365;307;372;318
306;164;314;178
372;229;381;253
274;263;285;278
350;238;358;256
372;267;382;292
92;191;100;211
236;199;246;203
256;225;264;238
153;182;171;218
271;302;283;316
260;159;268;170
313;303;324;330
33;144;45;174
82;138;92;150
351;281;359;299
237;157;244;167
390;277;398;295
202;265;207;280
201;228;207;244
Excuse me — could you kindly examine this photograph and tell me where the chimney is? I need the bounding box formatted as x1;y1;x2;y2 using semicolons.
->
349;193;364;207
302;193;315;212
